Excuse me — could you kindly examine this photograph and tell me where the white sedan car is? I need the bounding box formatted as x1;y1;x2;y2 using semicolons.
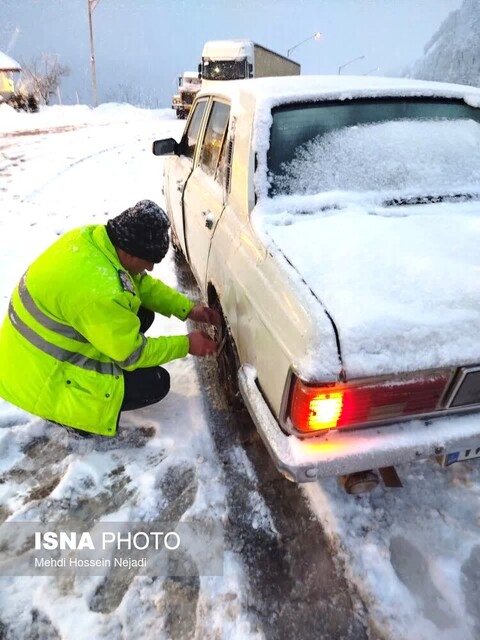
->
153;75;480;486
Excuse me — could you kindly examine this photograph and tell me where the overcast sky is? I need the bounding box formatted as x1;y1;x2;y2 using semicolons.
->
0;0;462;107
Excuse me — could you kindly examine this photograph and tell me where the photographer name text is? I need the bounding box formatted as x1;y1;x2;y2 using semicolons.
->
34;556;146;568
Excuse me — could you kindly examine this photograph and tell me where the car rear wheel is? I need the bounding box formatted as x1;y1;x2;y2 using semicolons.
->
212;297;243;410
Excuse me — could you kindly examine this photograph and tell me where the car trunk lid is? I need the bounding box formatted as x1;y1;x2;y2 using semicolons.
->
260;200;480;378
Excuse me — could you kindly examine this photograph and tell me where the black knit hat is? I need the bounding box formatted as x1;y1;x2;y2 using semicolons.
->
106;200;170;263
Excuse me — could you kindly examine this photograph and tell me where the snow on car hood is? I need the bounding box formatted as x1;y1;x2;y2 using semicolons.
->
253;198;480;378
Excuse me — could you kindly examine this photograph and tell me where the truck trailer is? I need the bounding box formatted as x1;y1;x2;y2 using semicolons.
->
199;40;300;86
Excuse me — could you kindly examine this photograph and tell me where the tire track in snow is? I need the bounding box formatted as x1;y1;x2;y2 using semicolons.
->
176;260;372;640
23;139;147;203
1;121;165;206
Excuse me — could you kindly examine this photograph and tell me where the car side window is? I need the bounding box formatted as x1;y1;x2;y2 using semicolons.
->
182;100;208;159
215;127;230;187
199;102;230;180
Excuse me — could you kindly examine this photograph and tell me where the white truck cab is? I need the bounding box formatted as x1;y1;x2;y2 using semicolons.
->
199;40;300;88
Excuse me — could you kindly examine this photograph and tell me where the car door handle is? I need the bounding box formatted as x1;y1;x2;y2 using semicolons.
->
202;210;215;230
176;180;184;192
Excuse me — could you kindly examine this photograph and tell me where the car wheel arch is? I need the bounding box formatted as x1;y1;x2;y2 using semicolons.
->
207;284;243;408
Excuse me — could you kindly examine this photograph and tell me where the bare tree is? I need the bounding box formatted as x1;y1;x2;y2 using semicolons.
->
105;84;164;108
105;83;136;105
21;54;70;105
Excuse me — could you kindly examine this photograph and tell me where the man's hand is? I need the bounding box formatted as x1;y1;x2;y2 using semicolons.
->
188;330;218;356
187;305;221;327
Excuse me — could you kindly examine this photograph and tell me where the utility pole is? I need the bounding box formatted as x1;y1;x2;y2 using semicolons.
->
87;0;101;106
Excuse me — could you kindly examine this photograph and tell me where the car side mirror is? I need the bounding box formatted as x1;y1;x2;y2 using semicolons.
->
152;138;178;156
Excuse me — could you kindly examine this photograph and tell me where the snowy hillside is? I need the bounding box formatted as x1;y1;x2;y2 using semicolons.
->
409;0;480;86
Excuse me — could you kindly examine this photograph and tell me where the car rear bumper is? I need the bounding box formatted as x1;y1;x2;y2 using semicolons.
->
238;364;480;483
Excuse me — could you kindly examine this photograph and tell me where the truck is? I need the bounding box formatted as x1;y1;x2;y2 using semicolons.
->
198;40;300;86
171;71;202;119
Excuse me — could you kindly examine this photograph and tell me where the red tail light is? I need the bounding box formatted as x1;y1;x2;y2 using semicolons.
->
288;371;451;435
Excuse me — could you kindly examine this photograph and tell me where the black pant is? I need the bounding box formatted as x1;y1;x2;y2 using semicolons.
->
121;307;171;411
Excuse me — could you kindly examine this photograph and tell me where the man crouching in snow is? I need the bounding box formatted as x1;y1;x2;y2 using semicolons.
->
0;199;219;436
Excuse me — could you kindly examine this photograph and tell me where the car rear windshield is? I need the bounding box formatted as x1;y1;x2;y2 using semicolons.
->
268;98;480;197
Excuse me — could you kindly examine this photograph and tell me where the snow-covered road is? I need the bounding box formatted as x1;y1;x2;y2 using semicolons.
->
0;104;261;640
0;103;479;640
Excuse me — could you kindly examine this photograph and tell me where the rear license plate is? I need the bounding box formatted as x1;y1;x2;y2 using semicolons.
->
438;446;480;467
447;366;480;408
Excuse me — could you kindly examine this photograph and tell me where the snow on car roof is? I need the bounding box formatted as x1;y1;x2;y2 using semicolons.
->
198;74;480;109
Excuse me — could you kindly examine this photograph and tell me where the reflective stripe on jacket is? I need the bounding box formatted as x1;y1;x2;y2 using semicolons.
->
0;225;194;435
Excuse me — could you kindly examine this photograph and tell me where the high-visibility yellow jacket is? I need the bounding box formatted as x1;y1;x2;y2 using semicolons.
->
0;225;194;435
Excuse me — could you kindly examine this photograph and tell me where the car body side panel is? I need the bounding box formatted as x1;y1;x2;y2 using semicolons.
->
164;154;192;255
183;171;225;290
226;92;256;217
207;204;341;418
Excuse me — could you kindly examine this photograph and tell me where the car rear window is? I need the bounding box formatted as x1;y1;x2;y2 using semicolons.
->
268;98;480;197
